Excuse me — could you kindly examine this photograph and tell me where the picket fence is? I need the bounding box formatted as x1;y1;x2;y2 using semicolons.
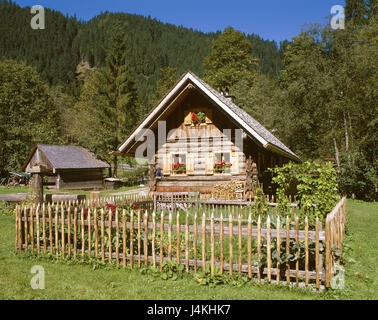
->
14;196;347;290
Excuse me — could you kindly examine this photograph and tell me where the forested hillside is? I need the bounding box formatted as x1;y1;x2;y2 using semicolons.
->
0;1;283;103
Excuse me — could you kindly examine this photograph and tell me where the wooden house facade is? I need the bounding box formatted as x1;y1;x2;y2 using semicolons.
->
22;144;110;190
115;71;300;195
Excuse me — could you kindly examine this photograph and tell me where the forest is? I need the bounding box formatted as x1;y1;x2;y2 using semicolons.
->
0;0;376;200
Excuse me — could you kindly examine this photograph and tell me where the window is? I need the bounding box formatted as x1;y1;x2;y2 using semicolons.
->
172;154;186;175
214;152;232;174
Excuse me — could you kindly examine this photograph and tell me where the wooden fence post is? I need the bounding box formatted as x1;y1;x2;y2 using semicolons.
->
325;216;331;288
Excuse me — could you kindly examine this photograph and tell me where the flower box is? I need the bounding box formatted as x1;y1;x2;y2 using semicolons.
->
172;162;186;174
214;161;232;173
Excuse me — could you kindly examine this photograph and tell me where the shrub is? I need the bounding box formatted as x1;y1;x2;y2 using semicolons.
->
270;160;339;222
338;154;377;202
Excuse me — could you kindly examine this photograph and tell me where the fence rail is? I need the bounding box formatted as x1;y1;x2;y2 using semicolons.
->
14;196;347;290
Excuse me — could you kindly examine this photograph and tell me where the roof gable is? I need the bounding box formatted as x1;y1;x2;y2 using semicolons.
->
118;71;300;162
23;144;110;171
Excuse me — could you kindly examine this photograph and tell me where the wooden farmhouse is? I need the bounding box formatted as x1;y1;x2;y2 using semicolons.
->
115;71;300;196
22;144;110;190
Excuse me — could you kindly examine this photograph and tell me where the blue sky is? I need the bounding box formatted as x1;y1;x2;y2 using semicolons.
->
15;0;346;42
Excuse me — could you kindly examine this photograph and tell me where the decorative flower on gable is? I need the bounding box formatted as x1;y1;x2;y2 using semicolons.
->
191;112;206;125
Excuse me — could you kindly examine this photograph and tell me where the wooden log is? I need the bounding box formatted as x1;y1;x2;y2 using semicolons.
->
159;212;163;272
122;210;127;268
152;212;156;268
137;210;141;267
267;215;271;283
116;209;120;266
229;213;233;277
315;217;320;289
101;209;105;263
94;209;98;260
247;213;252;279
55;206;59;256
193;214;198;273
305;216;309;285
176;212;181;265
286;216;290;284
257;215;261;282
36;205;40;255
130;210;134;269
185;213;189;272
23;207;28;252
276;216;280;284
202;212;206;272
87;208;91;258
144;211;148;266
220;213;224;275
18;206;22;254
238;212;242;276
210;211;215;276
61;205;65;260
81;208;85;261
15;206;19;252
67;206;71;259
30;205;34;254
295;216;299;286
168;212;172;263
108;210;112;263
73;207;77;260
325;216;331;288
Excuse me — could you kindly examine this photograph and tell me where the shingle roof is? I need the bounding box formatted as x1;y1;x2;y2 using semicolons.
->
189;72;298;159
118;71;300;162
36;144;110;170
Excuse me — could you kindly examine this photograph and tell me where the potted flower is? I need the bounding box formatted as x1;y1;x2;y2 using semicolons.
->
214;161;232;173
191;112;206;125
172;162;186;174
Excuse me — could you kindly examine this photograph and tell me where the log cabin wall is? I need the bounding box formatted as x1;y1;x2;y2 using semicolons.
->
56;169;105;190
152;89;291;193
155;90;245;193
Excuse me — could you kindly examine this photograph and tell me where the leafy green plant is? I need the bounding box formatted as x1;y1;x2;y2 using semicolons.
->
194;265;248;287
270;161;339;222
140;262;185;281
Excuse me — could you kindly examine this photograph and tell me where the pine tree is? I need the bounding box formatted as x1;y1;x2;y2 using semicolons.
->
96;25;139;176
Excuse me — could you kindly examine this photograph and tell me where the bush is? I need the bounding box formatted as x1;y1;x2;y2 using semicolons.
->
338;154;377;202
270;161;339;221
117;167;148;186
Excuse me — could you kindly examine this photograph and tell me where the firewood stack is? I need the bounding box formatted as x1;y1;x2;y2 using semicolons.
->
213;180;245;200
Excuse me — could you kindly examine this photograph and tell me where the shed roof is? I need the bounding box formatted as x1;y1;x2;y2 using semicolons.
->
22;144;110;171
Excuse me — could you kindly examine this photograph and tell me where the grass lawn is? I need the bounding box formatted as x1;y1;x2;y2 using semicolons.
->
0;199;376;300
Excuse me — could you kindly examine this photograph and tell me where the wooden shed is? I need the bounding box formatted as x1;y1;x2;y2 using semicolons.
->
22;144;110;190
114;71;300;194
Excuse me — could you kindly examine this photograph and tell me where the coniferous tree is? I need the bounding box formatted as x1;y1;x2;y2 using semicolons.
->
71;26;139;176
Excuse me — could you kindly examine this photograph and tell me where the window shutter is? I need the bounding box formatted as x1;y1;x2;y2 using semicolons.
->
205;153;214;175
162;153;171;176
187;154;194;175
231;151;239;175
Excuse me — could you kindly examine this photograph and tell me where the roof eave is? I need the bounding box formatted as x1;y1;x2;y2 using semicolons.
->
265;143;301;163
